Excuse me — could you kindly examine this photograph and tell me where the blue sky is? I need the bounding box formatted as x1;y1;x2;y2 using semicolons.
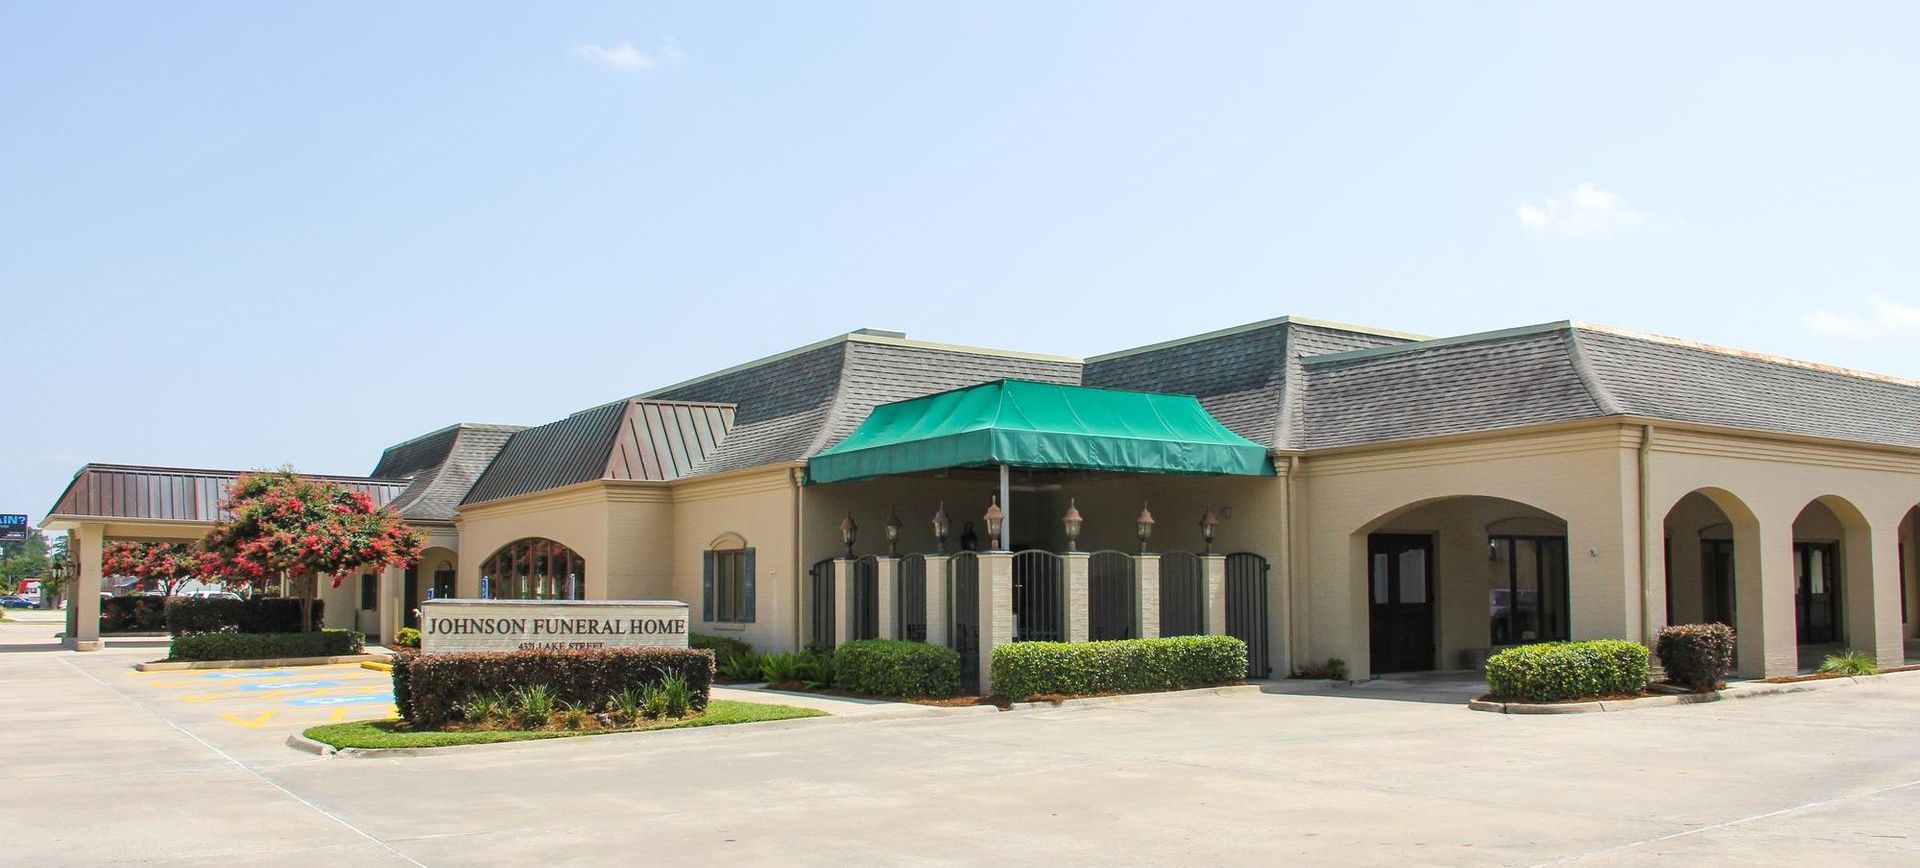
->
5;3;1918;519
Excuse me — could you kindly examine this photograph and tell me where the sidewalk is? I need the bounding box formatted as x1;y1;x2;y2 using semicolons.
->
713;683;989;717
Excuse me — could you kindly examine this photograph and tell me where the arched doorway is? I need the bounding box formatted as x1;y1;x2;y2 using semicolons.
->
1790;497;1872;652
1356;496;1570;674
1663;491;1745;629
478;538;586;601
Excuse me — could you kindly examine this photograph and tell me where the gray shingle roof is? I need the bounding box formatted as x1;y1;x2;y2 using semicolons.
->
380;424;525;521
1296;321;1920;451
1300;325;1604;449
1575;326;1920;450
649;334;1081;474
1084;317;1416;449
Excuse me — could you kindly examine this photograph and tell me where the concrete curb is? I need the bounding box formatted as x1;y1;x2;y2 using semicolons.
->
284;733;337;756
1006;683;1262;711
1468;668;1920;715
304;703;1000;759
135;653;380;672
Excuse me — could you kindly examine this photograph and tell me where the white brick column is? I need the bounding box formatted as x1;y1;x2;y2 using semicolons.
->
923;555;950;648
875;556;898;640
1063;552;1090;643
1135;554;1160;640
1203;554;1228;636
69;523;105;651
978;552;1014;695
833;558;857;648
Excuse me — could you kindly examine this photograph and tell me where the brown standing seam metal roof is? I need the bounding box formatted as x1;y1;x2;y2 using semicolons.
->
44;465;407;525
461;399;738;506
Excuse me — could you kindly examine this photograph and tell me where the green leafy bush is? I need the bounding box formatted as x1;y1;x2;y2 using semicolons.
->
1817;650;1878;676
691;633;754;665
1655;624;1735;690
1292;658;1348;680
758;651;803;683
165;597;323;635
100;596;168;633
391;646;715;728
796;650;835;688
394;627;421;649
990;636;1247;701
1485;640;1650;702
167;629;364;662
717;654;763;681
833;639;963;697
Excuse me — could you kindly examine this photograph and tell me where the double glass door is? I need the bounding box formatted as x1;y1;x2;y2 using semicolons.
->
1795;542;1840;645
1369;534;1434;674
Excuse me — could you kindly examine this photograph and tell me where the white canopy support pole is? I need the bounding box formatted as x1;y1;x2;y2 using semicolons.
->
998;463;1012;552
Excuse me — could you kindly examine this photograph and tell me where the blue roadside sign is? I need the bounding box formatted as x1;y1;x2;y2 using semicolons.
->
0;515;28;542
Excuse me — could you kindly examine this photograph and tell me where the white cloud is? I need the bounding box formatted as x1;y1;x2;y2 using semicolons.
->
1804;296;1920;339
571;41;680;73
1515;182;1654;239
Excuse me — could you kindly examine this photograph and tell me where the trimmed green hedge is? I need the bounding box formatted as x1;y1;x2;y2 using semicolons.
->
1655;623;1735;690
832;639;962;697
100;596;168;633
165;597;323;635
691;633;753;665
392;647;715;728
1485;640;1650;702
990;636;1247;701
168;629;364;662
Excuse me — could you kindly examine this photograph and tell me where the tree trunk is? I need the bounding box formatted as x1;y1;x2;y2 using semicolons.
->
299;573;316;633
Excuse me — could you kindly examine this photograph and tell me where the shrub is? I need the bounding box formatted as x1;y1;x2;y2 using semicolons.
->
1292;658;1348;681
833;640;963;697
717;654;763;681
1817;650;1878;676
392;646;715;728
691;633;754;665
991;636;1247;701
394;627;422;649
168;629;365;662
796;650;835;688
100;596;169;633
165;597;324;635
1655;623;1735;690
1485;640;1650;702
758;651;803;683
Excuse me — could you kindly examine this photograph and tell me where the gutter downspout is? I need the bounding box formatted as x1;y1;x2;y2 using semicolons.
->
791;465;806;652
1638;425;1655;644
1284;454;1302;672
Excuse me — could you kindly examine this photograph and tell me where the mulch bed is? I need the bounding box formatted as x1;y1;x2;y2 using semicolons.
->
759;681;998;708
1476;690;1660;705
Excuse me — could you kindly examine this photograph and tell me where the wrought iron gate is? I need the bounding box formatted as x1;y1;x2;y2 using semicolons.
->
948;552;980;691
1226;552;1271;679
898;554;928;642
1012;550;1064;642
1088;550;1136;640
1158;551;1205;636
852;555;880;641
807;558;835;650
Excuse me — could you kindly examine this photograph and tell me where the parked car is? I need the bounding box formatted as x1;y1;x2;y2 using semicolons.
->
179;590;243;601
1;595;36;609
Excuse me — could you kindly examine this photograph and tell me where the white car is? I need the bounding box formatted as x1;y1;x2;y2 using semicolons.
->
179;590;243;601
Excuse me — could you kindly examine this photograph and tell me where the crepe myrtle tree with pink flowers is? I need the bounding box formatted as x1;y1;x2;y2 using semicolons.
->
100;541;209;596
199;469;423;633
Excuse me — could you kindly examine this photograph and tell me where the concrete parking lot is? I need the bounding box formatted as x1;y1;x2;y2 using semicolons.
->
4;617;1918;866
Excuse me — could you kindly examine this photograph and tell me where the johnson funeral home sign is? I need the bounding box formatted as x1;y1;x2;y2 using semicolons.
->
419;599;690;653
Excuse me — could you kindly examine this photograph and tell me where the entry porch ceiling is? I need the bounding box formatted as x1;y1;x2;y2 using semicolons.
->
807;379;1274;484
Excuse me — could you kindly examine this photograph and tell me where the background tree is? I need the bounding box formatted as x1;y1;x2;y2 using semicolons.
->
100;541;205;596
199;469;423;632
0;529;52;594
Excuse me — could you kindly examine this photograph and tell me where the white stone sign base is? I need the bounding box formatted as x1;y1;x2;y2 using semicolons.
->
420;599;691;654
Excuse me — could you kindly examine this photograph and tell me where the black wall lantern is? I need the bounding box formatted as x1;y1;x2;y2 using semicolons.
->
1200;505;1220;555
884;508;902;556
931;502;950;554
1136;502;1155;554
840;511;858;559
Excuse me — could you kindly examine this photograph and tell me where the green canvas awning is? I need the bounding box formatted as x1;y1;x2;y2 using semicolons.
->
807;379;1273;484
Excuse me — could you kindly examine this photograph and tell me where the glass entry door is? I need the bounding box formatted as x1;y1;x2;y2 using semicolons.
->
1701;539;1736;627
1795;542;1840;645
1369;534;1434;674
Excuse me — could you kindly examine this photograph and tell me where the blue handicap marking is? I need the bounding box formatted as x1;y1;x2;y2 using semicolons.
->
204;670;294;679
242;681;339;691
289;694;395;706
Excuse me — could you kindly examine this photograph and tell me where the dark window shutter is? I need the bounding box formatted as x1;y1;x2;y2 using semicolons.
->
742;548;757;623
702;551;715;621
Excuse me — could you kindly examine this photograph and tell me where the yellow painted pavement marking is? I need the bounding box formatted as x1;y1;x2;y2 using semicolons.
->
220;711;276;728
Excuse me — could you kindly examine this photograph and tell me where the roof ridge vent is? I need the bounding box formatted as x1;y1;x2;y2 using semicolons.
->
850;328;907;339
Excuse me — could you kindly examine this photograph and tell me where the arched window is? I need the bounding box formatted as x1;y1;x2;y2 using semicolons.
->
480;538;585;601
704;534;755;624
